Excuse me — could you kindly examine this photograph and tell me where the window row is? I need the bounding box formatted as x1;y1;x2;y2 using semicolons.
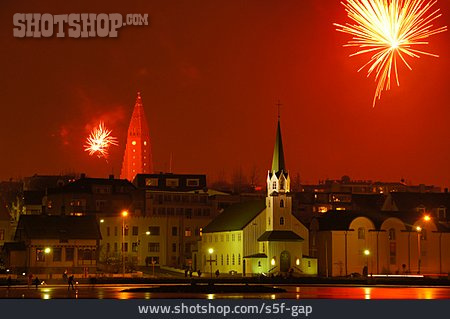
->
203;233;242;243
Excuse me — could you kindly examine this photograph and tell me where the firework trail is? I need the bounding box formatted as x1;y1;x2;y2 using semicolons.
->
84;122;118;159
335;0;447;106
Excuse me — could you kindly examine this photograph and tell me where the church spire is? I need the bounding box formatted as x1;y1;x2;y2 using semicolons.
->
120;91;153;181
271;116;286;173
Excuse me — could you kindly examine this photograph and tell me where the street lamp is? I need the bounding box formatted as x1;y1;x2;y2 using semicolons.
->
44;247;51;277
137;231;150;271
271;257;276;266
364;249;370;274
415;226;421;273
207;248;216;279
121;210;128;277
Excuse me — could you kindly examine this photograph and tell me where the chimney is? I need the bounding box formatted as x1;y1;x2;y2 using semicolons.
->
109;174;114;180
80;173;86;179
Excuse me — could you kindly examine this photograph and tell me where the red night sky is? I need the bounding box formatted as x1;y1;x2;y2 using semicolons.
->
0;0;449;188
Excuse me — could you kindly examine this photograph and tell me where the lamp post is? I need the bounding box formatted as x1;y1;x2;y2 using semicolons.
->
416;215;430;274
207;248;216;279
137;231;150;269
416;226;421;274
121;210;128;277
364;249;370;275
44;247;51;279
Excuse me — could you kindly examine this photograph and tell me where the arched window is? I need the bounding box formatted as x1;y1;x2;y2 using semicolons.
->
226;254;229;265
358;227;365;239
238;254;241;265
280;180;285;190
258;261;261;267
389;228;396;241
232;254;235;265
280;217;285;225
272;181;277;189
420;229;427;240
280;199;284;208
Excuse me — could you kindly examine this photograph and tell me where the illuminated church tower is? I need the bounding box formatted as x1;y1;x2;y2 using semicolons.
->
120;92;153;181
266;116;292;231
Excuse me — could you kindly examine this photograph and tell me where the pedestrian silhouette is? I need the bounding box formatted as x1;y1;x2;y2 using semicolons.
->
197;270;202;277
215;270;220;278
34;277;40;289
68;275;75;290
6;275;12;289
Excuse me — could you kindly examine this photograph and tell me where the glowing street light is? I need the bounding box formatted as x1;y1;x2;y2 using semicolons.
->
271;258;276;266
121;210;129;277
44;247;51;254
416;226;422;274
364;249;370;256
423;215;431;222
207;248;215;279
100;219;105;223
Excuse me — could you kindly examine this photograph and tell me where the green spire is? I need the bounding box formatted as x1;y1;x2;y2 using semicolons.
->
271;119;286;172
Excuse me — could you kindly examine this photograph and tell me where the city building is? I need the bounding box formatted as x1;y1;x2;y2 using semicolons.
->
120;92;153;181
310;192;450;276
3;215;101;275
196;118;315;276
44;174;138;216
98;173;229;269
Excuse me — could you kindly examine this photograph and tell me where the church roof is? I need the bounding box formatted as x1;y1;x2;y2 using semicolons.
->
202;200;265;233
258;230;304;242
271;119;286;173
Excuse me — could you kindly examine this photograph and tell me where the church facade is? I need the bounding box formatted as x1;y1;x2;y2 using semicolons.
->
196;119;316;276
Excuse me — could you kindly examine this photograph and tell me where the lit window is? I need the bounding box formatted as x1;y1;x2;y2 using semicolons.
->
144;141;147;146
132;141;137;145
358;227;365;240
389;228;396;240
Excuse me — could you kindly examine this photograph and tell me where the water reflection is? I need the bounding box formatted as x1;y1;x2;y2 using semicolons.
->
1;285;449;300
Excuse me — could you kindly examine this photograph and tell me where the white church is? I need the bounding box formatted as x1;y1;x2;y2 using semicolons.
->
196;118;317;276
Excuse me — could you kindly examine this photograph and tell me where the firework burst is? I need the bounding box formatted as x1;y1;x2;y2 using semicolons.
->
84;122;118;159
335;0;447;106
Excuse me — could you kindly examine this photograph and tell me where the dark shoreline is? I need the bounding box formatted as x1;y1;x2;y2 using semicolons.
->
2;276;450;287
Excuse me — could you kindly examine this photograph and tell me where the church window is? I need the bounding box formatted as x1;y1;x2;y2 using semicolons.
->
258;261;261;267
280;199;284;208
237;233;241;241
388;228;396;241
220;234;224;242
238;254;241;265
226;254;229;265
358;227;365;240
280;180;284;190
232;254;235;265
280;217;284;225
232;234;235;241
273;181;277;189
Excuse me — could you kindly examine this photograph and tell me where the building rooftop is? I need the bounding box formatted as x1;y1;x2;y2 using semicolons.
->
202;200;265;233
15;215;102;240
